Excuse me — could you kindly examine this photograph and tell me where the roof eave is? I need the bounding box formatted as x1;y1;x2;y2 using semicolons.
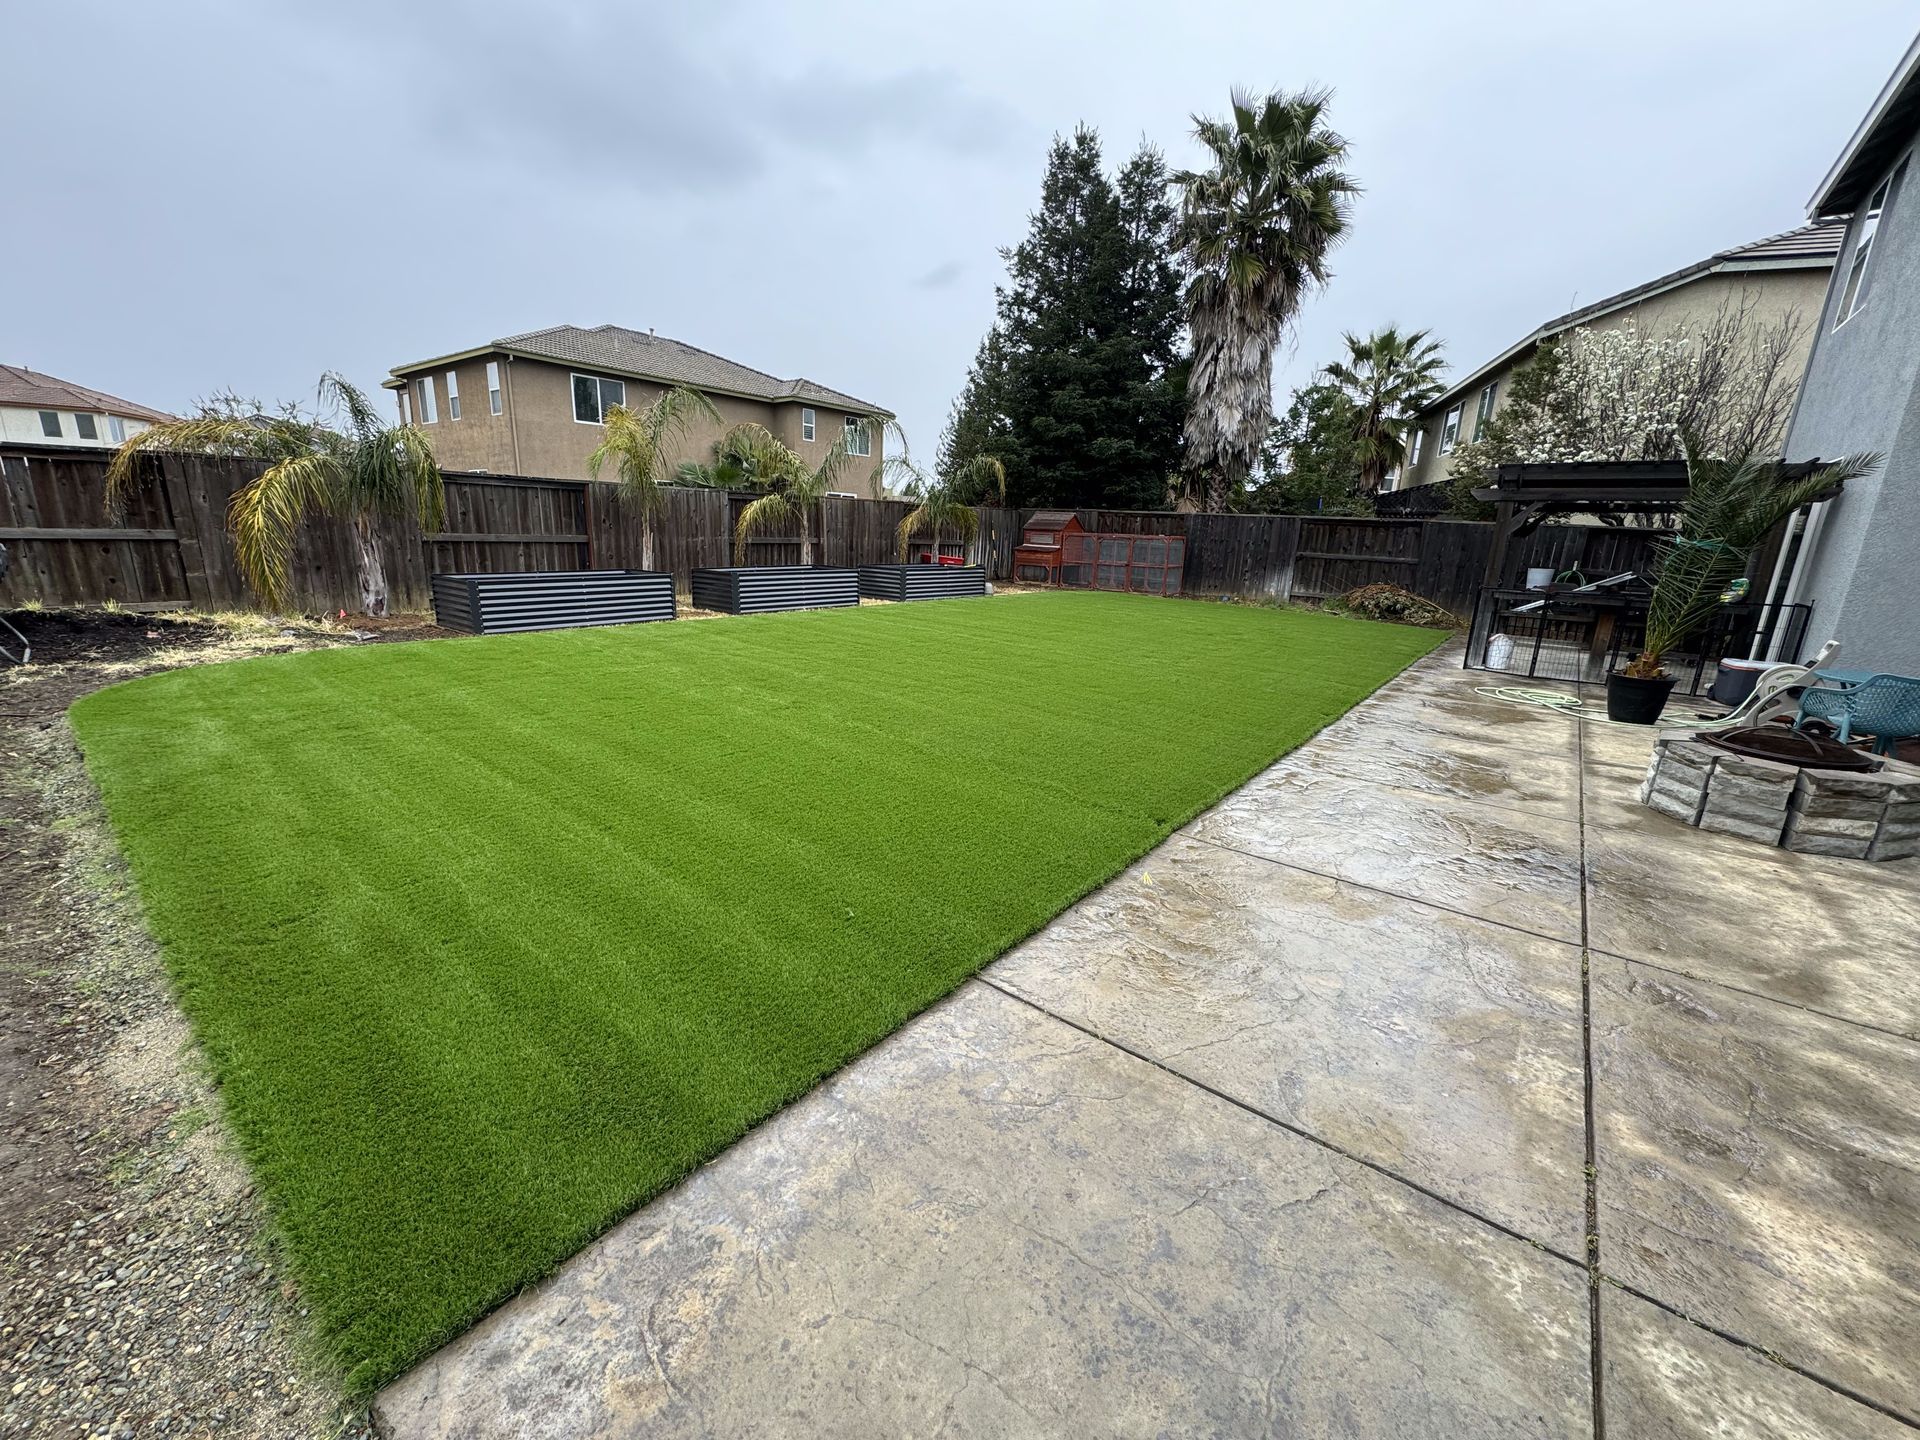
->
1809;29;1920;218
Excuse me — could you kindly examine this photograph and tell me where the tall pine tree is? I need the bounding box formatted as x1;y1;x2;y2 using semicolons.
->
938;128;1185;508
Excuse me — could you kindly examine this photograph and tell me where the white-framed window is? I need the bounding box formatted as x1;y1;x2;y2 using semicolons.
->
1439;404;1463;455
1473;383;1497;441
446;370;461;420
398;388;412;426
417;376;438;424
571;372;626;424
74;412;98;440
38;410;60;437
801;407;816;442
107;415;126;443
487;360;502;416
1836;158;1908;327
1409;427;1425;468
843;415;871;457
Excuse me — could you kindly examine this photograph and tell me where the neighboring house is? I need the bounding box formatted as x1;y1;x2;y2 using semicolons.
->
0;365;170;448
384;325;893;497
1390;223;1843;490
1773;30;1920;672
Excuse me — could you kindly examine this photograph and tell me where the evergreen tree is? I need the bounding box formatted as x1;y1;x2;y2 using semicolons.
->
1243;381;1371;516
940;128;1186;508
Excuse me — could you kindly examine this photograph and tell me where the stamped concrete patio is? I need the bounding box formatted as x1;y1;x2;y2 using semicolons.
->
375;646;1920;1439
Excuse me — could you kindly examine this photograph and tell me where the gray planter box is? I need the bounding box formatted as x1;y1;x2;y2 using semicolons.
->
856;564;988;601
430;570;675;635
689;566;859;615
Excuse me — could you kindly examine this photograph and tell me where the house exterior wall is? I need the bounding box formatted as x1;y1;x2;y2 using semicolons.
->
1394;267;1831;491
0;406;150;448
1782;137;1920;672
393;355;886;496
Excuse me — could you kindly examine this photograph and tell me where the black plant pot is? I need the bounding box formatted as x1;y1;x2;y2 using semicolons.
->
1606;671;1677;725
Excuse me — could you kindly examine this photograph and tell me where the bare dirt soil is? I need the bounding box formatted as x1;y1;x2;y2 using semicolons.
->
1;609;447;1439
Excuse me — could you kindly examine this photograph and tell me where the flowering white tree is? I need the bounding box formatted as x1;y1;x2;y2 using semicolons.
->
1445;298;1807;515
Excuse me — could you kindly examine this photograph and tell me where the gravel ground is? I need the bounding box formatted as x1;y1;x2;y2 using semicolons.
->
0;610;437;1439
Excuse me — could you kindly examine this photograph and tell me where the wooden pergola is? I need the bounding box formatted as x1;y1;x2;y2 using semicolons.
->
1472;459;1834;587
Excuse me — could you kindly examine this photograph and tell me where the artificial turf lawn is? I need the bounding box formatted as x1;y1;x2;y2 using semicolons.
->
69;589;1443;1389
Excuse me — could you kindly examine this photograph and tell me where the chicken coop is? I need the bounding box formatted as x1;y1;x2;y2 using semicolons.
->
1013;511;1087;585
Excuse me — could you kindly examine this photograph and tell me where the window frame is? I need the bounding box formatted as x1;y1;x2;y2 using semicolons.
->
74;412;99;441
487;360;502;416
107;415;126;443
843;414;871;457
37;410;61;438
1439;404;1463;455
571;372;627;426
1473;383;1497;441
417;376;438;424
1835;157;1908;329
446;370;460;421
398;388;412;426
1409;427;1426;468
801;407;816;443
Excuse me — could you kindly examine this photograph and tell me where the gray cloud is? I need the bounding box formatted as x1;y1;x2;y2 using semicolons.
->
914;261;966;290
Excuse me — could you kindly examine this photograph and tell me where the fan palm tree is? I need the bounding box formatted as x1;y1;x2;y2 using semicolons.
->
587;386;722;570
106;374;444;616
1625;438;1879;678
1174;88;1358;512
1323;326;1447;494
884;455;1004;562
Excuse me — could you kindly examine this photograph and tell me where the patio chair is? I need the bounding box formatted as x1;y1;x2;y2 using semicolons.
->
1792;672;1920;755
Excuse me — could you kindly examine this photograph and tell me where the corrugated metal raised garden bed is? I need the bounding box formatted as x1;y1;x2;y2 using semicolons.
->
856;564;988;601
430;570;675;635
688;566;858;615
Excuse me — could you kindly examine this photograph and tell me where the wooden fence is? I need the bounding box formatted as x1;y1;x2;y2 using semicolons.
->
2;444;1670;619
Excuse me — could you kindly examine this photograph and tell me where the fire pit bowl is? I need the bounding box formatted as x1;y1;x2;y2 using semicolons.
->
1640;728;1920;860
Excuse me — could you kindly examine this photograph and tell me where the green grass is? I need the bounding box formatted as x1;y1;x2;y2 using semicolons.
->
69;590;1442;1389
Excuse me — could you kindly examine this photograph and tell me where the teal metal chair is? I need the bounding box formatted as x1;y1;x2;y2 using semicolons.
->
1793;673;1920;755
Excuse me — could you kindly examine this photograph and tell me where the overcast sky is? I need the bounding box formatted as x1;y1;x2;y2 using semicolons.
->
5;2;1914;460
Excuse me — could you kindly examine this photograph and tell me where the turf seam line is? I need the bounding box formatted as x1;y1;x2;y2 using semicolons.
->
971;974;1589;1270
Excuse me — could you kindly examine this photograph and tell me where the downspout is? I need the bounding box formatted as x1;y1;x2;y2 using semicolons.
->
504;355;523;477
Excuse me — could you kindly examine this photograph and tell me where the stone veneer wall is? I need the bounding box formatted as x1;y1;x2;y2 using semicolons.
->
1640;733;1920;861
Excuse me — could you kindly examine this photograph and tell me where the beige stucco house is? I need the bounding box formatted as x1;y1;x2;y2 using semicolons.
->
1389;223;1843;491
384;325;893;497
0;364;170;448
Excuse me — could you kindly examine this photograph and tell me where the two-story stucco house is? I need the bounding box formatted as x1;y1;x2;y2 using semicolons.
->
0;364;169;448
384;325;893;497
1770;31;1920;672
1391;223;1842;491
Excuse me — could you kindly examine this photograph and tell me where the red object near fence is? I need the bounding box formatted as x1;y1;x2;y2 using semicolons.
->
1014;511;1086;584
1058;531;1184;595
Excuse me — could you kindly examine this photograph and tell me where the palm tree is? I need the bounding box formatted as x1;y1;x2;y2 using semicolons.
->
884;455;1004;562
1174;88;1358;512
107;375;444;616
730;425;853;565
1625;438;1878;678
1323;326;1447;493
587;386;722;570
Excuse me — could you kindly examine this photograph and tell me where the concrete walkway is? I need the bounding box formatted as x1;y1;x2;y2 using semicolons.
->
375;648;1920;1439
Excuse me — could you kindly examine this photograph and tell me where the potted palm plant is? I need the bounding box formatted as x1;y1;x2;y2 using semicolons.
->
1606;440;1875;724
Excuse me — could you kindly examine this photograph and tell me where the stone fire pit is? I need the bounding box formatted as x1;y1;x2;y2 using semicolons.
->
1641;731;1920;860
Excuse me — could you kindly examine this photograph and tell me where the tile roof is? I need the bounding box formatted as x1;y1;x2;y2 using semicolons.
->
1424;221;1846;411
0;364;173;422
395;325;891;416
